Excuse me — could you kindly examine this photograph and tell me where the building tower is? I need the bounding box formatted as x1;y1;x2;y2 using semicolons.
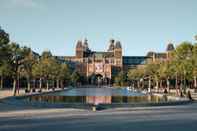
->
83;38;89;52
108;39;115;52
166;43;175;52
75;40;84;59
114;41;123;67
166;43;175;60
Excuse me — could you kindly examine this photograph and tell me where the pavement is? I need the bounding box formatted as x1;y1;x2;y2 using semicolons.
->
1;89;197;131
191;92;197;100
0;89;24;99
0;100;197;131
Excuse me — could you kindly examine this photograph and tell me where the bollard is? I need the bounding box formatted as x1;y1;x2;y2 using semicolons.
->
92;106;96;111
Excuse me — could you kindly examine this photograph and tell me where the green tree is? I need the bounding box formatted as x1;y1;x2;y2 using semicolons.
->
40;51;55;90
0;27;10;64
158;61;177;93
33;51;61;90
192;43;197;90
0;27;10;89
172;42;194;93
20;47;37;91
114;71;127;86
9;42;23;96
49;58;61;89
0;61;12;89
144;62;160;91
71;71;81;86
32;61;43;90
57;64;71;88
127;68;144;88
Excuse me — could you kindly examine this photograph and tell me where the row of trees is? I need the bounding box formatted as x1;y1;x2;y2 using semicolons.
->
127;39;197;94
0;27;82;95
2;26;197;95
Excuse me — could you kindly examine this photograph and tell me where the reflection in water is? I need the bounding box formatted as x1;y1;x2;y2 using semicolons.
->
86;96;111;105
27;95;169;105
49;88;145;96
26;88;171;105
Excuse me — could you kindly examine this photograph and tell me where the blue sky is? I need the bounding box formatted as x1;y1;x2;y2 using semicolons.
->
0;0;197;56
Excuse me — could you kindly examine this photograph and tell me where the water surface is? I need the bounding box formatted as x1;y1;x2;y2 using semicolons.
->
27;88;170;105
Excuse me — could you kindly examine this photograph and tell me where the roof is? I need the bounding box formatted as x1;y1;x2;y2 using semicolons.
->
146;51;155;57
155;53;167;59
92;51;114;58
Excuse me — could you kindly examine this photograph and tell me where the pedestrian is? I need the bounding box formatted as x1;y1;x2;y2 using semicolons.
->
187;90;193;101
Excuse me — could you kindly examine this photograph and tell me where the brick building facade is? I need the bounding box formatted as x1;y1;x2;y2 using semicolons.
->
56;39;174;84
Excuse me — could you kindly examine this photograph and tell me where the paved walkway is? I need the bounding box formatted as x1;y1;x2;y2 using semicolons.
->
0;88;66;99
1;88;197;131
191;92;197;100
0;102;197;131
0;89;23;99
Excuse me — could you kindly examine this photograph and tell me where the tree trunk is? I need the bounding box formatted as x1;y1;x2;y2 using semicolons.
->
176;75;178;88
27;79;31;91
142;80;145;89
33;79;36;89
16;75;20;95
53;80;55;89
183;77;186;94
56;79;59;88
156;80;159;93
167;78;170;93
13;79;17;96
46;79;49;90
175;74;179;96
180;77;184;96
159;80;162;92
194;76;197;93
148;77;151;93
0;76;3;89
60;80;64;89
137;81;140;89
39;78;42;89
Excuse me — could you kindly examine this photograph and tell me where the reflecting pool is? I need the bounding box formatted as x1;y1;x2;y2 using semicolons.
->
26;88;174;105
